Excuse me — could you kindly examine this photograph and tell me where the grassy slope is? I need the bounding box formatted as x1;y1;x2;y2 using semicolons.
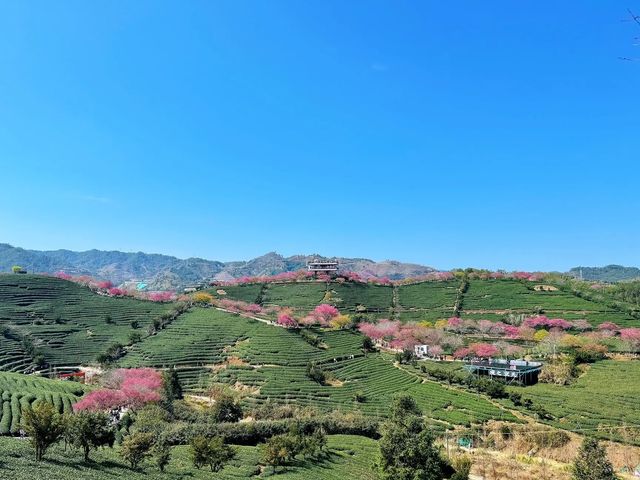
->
0;434;380;480
0;371;85;434
0;275;173;370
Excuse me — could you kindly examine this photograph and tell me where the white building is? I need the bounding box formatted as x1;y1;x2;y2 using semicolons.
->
414;344;429;358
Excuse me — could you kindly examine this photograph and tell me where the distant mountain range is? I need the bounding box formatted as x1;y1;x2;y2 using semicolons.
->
568;265;640;283
0;243;435;290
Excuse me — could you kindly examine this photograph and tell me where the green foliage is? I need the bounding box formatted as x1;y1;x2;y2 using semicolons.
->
120;431;155;469
65;411;115;461
380;396;449;480
162;367;183;402
0;432;380;479
305;361;327;384
21;401;66;461
152;440;171;472
190;435;235;472
572;437;617;480
0;371;83;435
211;394;243;423
261;433;297;471
11;266;23;274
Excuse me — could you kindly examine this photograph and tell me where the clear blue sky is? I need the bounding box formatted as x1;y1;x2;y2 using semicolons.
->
1;1;638;271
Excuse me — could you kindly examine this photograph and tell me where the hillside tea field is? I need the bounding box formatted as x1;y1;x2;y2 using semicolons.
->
0;275;172;370
123;307;513;425
507;360;640;442
0;371;85;434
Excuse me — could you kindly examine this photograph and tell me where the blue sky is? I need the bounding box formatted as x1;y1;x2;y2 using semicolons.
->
1;1;638;271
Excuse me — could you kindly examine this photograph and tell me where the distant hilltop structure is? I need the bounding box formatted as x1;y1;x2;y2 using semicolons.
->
307;258;339;275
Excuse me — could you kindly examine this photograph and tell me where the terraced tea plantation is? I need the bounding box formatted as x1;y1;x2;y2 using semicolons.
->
507;360;640;442
0;371;85;434
123;306;513;425
0;275;173;370
461;280;637;326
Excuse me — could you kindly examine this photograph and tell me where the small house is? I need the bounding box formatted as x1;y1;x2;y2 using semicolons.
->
414;344;429;359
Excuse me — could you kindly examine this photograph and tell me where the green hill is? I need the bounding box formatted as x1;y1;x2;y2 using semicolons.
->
0;274;173;371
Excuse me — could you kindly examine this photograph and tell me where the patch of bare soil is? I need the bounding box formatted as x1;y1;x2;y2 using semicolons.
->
325;378;344;387
533;285;559;292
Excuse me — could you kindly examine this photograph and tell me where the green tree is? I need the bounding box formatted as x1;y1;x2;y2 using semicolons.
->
162;367;183;401
379;395;448;480
65;411;115;462
573;437;617;480
261;434;296;472
11;265;23;273
120;432;155;469
211;394;243;423
190;435;235;472
152;441;171;472
21;402;66;461
132;404;170;436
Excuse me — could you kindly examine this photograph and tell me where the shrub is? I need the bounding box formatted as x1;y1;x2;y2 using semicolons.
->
120;431;155;469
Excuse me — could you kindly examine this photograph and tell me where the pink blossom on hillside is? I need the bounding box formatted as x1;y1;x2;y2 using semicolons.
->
620;328;640;342
453;347;472;359
304;304;340;326
429;345;444;357
504;325;521;339
147;291;175;302
490;322;507;335
358;322;382;340
96;281;114;290
571;320;592;331
447;317;463;329
470;343;499;358
477;320;494;334
74;368;163;412
74;389;126;412
277;313;298;328
597;322;619;331
108;287;125;296
503;344;524;357
55;271;73;280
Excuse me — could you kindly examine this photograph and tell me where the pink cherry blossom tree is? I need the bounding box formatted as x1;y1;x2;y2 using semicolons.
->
277;313;298;328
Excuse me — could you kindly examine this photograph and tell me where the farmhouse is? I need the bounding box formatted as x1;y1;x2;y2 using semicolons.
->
414;344;430;358
464;358;543;385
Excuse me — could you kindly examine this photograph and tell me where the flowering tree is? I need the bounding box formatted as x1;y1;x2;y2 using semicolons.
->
74;368;163;412
277;313;298;328
469;343;499;358
302;304;340;326
446;317;464;332
429;345;444;358
477;320;494;335
620;328;640;352
597;322;619;332
453;347;471;359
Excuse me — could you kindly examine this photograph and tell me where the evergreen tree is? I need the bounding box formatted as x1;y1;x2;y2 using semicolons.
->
573;437;617;480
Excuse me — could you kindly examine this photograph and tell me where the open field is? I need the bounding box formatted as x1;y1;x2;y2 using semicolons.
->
0;275;172;370
0;434;380;480
0;371;85;434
